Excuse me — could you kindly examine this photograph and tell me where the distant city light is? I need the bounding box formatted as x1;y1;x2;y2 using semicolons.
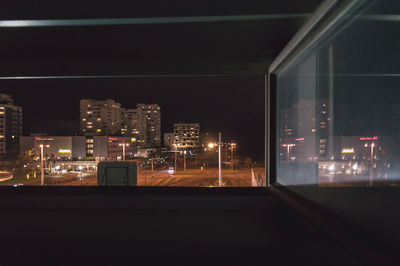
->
36;137;54;141
341;148;355;154
360;136;378;141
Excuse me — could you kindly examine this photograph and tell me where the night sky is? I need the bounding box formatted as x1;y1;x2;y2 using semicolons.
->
0;0;323;160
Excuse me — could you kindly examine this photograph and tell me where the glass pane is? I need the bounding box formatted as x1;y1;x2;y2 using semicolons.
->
0;76;265;187
277;0;400;187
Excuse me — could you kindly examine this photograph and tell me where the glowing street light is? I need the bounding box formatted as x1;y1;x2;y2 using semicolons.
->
39;144;50;186
230;142;236;171
118;143;129;161
208;132;222;186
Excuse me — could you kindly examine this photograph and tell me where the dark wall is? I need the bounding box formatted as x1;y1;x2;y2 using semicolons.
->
0;187;360;265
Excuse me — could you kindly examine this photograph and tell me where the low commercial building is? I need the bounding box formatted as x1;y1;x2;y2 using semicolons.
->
20;136;86;160
92;136;137;160
20;135;137;161
280;135;393;163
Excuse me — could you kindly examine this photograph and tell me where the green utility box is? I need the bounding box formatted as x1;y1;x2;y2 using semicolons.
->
97;161;137;186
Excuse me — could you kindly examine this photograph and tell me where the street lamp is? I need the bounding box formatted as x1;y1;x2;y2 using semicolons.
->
78;165;83;185
39;144;50;186
230;142;236;171
118;143;129;161
208;132;222;186
365;142;375;186
183;150;187;171
173;139;178;172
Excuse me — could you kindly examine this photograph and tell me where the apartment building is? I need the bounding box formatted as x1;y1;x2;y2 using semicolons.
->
174;123;200;150
0;94;23;155
80;99;122;136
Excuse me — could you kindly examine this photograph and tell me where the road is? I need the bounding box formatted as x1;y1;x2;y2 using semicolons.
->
318;172;400;187
0;171;13;182
0;167;266;187
45;167;266;187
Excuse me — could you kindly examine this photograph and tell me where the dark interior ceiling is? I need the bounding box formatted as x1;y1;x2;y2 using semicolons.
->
0;0;323;76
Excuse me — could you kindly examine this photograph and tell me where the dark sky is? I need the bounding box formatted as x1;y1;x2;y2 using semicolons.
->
0;0;323;160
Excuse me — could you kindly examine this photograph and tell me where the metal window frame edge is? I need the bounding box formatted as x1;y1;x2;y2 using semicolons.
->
269;0;360;74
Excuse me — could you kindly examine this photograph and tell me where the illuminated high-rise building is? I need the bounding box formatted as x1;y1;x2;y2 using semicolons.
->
136;104;161;147
80;99;122;136
0;94;23;155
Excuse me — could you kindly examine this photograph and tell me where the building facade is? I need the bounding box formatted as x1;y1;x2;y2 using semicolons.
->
92;136;137;160
174;123;200;150
20;136;86;160
80;100;161;148
20;135;137;161
163;133;175;148
280;99;330;160
0;94;23;156
136;104;161;147
80;99;122;136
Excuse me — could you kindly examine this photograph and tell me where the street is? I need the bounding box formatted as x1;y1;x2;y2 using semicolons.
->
0;167;266;187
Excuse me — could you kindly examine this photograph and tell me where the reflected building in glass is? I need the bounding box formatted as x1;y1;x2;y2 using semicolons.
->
280;99;330;162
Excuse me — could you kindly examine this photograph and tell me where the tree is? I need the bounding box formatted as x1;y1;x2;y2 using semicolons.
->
18;149;37;175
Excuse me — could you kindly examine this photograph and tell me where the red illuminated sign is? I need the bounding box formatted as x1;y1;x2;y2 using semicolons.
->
35;137;54;141
108;137;118;141
360;136;378;141
295;137;305;141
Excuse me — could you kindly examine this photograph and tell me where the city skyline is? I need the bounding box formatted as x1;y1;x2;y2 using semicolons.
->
0;75;266;159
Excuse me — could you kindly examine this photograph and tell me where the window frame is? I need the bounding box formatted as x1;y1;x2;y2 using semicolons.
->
267;0;400;261
267;0;361;186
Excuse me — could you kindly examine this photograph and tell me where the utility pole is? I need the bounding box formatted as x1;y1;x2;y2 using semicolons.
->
79;165;83;185
231;143;234;171
218;132;222;187
40;144;49;186
40;144;44;186
174;141;177;172
184;151;187;171
370;142;374;186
